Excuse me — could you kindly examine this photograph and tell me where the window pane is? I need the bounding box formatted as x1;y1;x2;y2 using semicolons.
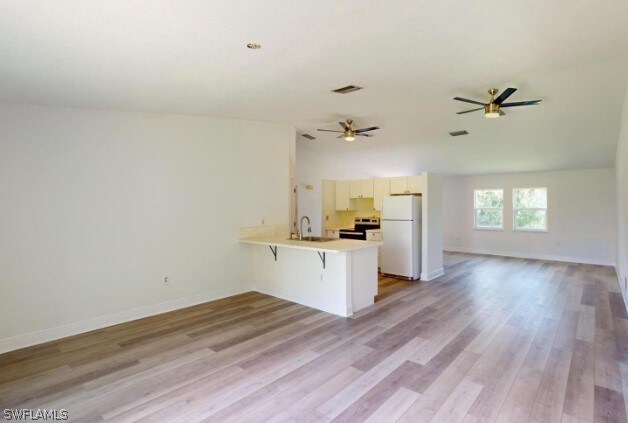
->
514;209;547;230
475;189;504;208
475;209;502;228
513;188;547;209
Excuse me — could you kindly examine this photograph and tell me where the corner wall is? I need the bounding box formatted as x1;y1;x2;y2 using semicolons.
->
421;173;444;280
617;84;628;302
0;103;294;352
443;168;616;265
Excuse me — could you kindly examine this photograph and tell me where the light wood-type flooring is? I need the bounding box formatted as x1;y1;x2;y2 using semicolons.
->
1;253;627;422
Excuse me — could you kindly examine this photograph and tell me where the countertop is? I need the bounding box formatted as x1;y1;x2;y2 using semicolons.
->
240;236;381;253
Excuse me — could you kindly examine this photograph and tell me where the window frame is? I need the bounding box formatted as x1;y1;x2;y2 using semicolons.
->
473;188;504;231
512;187;548;232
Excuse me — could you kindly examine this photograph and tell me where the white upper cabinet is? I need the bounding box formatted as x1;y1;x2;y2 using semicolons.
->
349;179;374;199
335;180;353;211
390;175;423;194
389;177;408;195
336;175;422;210
407;175;424;194
373;178;390;211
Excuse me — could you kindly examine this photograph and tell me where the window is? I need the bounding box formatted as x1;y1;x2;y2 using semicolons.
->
513;187;547;231
474;189;504;229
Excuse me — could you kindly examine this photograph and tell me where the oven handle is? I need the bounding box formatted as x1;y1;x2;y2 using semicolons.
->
339;231;365;236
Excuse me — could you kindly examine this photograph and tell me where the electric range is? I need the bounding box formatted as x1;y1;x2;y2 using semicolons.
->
339;217;380;240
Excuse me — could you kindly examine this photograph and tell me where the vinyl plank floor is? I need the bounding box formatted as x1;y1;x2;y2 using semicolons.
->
1;253;627;423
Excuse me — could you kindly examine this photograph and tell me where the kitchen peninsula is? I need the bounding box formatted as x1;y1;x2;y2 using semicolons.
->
240;236;381;317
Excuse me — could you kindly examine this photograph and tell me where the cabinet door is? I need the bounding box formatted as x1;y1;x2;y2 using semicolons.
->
367;231;382;242
335;180;352;211
373;178;390;211
325;230;339;239
349;180;362;198
361;179;374;198
350;179;374;198
407;175;424;194
389;177;408;195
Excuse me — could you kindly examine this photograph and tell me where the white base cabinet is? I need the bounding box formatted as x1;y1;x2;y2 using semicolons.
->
325;229;341;239
366;230;383;268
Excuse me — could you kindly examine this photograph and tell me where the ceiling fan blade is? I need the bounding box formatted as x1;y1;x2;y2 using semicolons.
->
317;129;344;132
355;126;380;133
456;107;484;114
356;133;373;137
339;121;349;130
453;97;486;106
493;88;517;105
336;135;344;138
500;110;506;116
500;100;541;108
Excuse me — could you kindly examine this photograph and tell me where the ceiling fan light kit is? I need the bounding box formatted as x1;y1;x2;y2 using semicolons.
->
454;87;541;119
316;118;380;143
484;103;500;118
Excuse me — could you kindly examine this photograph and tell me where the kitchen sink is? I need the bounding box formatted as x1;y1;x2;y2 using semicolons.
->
287;236;336;242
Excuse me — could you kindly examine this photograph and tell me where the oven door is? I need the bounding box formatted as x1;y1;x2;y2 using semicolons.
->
339;230;366;240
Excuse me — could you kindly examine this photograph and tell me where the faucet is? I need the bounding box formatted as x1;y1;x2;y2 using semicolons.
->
298;216;311;240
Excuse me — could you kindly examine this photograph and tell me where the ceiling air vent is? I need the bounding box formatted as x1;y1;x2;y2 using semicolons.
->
301;134;316;140
449;130;469;137
331;85;363;94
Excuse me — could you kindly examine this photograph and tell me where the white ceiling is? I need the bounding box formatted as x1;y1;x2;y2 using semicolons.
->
1;1;628;175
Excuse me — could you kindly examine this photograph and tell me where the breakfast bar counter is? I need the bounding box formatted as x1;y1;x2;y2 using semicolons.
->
240;236;381;317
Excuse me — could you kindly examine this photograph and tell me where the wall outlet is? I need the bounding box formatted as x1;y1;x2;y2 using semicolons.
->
320;274;324;281
164;276;169;285
261;218;265;225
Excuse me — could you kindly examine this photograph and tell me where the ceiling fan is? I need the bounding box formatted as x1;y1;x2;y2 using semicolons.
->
317;119;380;142
454;88;541;118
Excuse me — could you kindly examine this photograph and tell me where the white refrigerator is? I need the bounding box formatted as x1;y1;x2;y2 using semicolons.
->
381;195;422;280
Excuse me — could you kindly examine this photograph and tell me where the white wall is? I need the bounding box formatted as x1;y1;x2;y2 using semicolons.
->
443;168;616;265
0;103;294;351
421;173;444;280
617;84;628;302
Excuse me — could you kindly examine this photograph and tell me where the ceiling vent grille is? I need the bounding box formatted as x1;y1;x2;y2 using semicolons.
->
449;130;469;137
301;133;316;140
331;85;363;94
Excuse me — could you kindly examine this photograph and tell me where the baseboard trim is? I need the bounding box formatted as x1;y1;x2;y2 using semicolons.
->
254;286;350;317
421;267;445;281
617;265;628;315
444;246;614;266
0;285;254;354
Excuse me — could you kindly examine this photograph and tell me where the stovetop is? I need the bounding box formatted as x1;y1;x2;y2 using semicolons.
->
340;217;380;232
